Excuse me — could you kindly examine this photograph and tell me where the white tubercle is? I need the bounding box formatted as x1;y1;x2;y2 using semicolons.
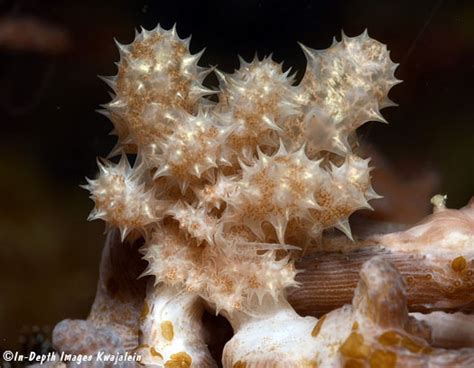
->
222;299;319;368
137;283;216;367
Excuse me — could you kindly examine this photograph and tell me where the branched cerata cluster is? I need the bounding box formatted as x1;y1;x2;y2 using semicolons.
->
85;25;400;315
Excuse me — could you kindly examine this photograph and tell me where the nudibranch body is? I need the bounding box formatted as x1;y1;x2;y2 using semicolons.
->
83;24;401;366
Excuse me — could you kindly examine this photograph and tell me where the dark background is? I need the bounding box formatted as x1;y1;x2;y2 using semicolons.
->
0;0;472;352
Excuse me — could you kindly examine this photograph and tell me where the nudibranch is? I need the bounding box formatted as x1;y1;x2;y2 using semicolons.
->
48;23;474;368
82;23;399;367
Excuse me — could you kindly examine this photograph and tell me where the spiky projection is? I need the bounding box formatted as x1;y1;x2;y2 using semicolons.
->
216;57;301;159
142;221;297;315
219;145;378;244
152;110;231;193
287;31;401;156
85;24;399;331
100;24;213;158
220;144;323;243
84;156;160;240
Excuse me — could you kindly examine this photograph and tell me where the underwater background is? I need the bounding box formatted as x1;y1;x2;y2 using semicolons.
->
0;0;473;356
